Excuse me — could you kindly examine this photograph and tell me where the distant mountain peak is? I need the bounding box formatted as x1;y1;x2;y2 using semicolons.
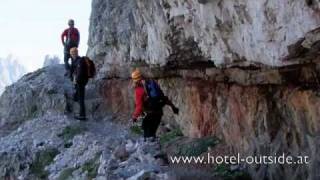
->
43;55;61;67
0;56;27;95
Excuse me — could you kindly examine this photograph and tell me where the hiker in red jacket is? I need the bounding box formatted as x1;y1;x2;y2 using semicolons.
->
61;19;80;77
131;69;179;141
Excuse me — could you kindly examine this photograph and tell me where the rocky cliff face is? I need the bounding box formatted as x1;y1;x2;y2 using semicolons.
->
88;0;320;70
0;65;72;135
0;65;176;180
88;0;320;179
1;0;320;179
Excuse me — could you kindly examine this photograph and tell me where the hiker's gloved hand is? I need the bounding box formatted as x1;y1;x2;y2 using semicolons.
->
131;118;137;123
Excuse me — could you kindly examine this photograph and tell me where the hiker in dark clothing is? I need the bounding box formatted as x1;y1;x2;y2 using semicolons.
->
130;69;179;141
61;19;80;76
70;47;88;120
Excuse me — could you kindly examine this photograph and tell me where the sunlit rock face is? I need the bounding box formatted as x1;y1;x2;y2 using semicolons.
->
88;0;320;70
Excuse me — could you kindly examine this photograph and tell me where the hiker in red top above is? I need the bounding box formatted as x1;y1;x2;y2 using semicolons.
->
61;19;80;77
130;69;179;142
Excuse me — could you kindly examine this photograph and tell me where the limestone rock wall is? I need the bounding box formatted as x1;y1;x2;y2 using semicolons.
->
87;0;320;179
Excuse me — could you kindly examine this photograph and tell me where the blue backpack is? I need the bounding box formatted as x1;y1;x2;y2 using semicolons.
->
144;80;165;109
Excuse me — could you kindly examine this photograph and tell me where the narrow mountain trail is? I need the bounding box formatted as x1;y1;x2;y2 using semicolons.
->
0;112;175;180
0;64;171;179
0;65;246;180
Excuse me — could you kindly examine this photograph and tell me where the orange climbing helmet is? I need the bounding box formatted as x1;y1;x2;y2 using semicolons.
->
131;69;142;82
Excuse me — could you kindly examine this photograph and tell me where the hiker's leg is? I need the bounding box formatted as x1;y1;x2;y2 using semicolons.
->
64;93;73;113
73;84;78;101
78;84;86;117
64;47;70;71
150;112;162;138
142;114;152;138
142;119;146;139
142;115;148;138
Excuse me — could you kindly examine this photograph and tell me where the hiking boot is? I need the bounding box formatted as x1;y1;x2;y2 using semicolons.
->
64;103;73;114
150;137;156;142
74;115;87;121
144;137;156;142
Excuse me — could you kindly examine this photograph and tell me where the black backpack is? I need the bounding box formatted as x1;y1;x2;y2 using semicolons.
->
82;56;96;78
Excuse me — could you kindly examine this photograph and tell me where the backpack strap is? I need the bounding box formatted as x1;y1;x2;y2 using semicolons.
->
142;80;150;99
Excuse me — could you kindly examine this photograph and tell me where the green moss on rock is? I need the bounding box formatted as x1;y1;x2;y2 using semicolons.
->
30;148;59;179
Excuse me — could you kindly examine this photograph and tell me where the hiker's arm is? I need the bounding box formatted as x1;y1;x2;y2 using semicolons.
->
163;96;179;114
76;29;80;46
132;87;144;119
61;30;67;45
156;81;175;107
163;96;172;105
155;81;179;114
70;60;75;77
163;96;175;107
76;60;86;83
68;60;75;81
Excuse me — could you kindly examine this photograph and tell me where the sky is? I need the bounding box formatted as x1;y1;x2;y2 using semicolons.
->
0;0;92;72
